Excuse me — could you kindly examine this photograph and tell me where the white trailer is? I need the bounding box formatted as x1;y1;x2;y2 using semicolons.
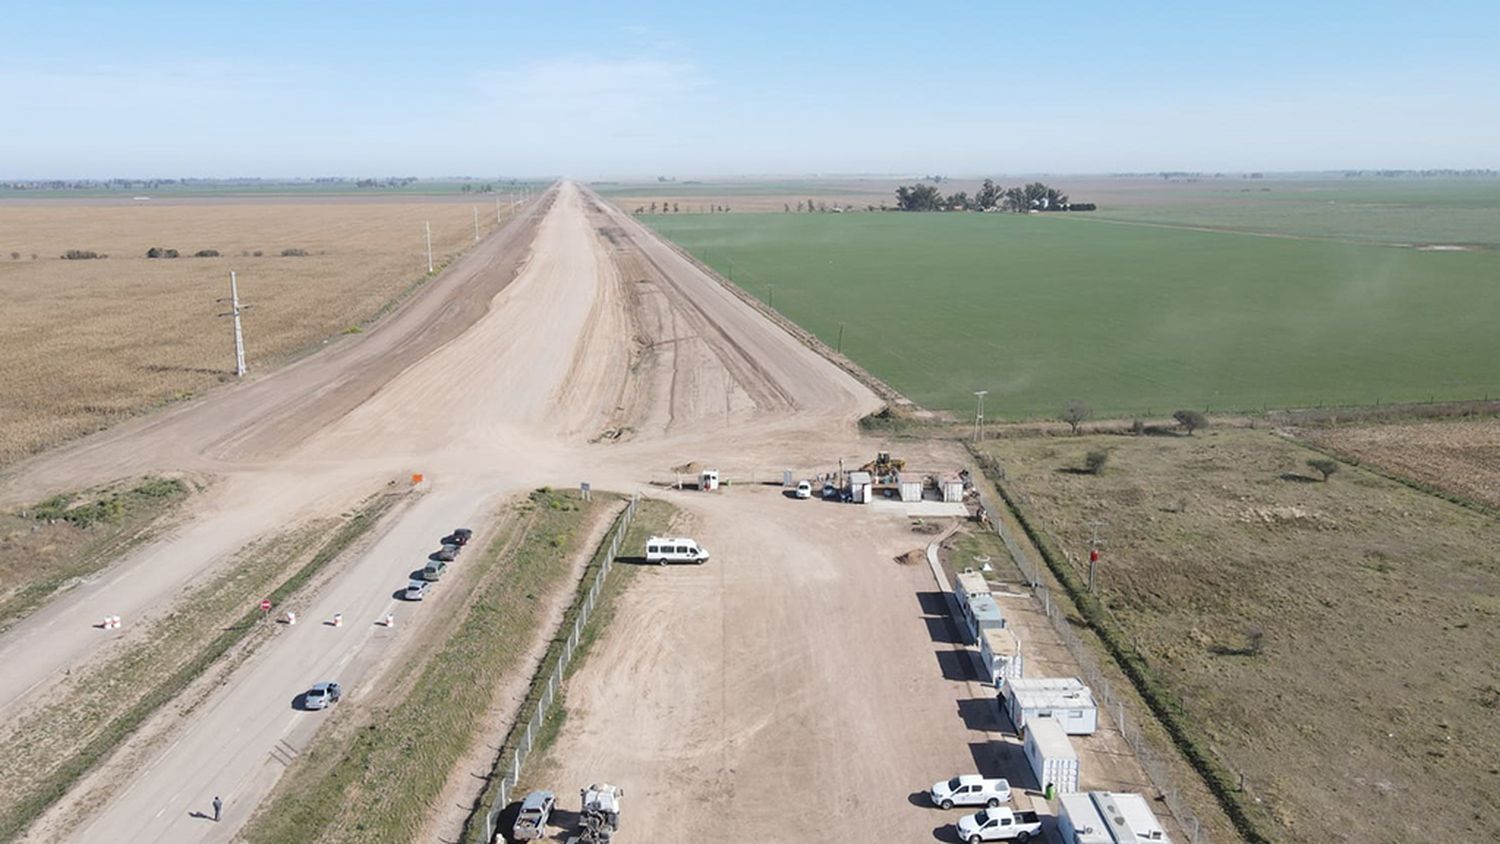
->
979;626;1024;687
1057;792;1172;843
1022;717;1079;795
1002;677;1098;735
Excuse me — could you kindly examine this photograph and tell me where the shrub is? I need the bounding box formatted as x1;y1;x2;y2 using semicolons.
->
1084;449;1110;474
1307;458;1340;482
1173;409;1208;435
61;249;104;260
252;250;263;257
9;252;18;260
146;247;161;258
193;249;220;258
1130;418;1144;436
1062;401;1092;435
280;247;309;257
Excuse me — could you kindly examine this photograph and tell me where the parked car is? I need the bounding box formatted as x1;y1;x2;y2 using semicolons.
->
304;681;342;710
431;545;458;562
446;528;473;546
930;775;1012;810
422;560;447;581
795;480;812;499
512;790;555;840
404;579;430;601
645;536;710;565
822;483;840;500
955;807;1041;843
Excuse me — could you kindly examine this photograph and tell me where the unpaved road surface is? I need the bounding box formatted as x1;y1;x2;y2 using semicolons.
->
0;182;883;842
537;487;990;842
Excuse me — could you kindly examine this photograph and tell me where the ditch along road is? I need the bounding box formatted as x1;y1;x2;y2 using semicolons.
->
0;181;881;843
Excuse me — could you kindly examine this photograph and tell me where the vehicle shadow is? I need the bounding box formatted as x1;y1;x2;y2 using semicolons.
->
489;801;521;842
612;555;651;566
931;823;963;843
392;589;413;600
548;807;582;830
290;692;308;711
934;649;977;682
781;489;804;499
908;790;936;809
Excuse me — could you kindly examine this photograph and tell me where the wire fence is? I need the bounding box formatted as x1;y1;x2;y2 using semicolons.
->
976;482;1210;844
477;493;640;844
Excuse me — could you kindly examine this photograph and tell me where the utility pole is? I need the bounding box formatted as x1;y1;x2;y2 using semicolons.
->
1085;520;1106;592
216;271;251;377
973;390;989;443
495;198;501;223
424;221;433;273
473;205;480;242
836;322;845;353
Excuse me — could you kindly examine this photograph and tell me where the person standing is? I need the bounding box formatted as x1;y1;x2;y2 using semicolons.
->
212;795;222;823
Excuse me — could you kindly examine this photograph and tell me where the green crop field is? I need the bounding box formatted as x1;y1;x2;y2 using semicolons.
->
644;209;1500;419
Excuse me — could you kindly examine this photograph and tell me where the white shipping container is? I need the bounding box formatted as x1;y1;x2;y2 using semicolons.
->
979;626;1024;686
1023;718;1079;794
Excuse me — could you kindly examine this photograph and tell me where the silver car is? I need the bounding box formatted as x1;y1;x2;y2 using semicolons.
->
404;579;430;601
304;681;342;710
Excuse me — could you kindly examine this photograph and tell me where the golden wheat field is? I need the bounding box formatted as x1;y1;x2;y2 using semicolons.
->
0;198;512;466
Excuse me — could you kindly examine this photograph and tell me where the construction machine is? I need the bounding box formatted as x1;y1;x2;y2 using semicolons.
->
565;783;623;843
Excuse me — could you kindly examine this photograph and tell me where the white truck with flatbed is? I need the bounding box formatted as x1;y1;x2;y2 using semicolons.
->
930;774;1012;809
955;806;1042;843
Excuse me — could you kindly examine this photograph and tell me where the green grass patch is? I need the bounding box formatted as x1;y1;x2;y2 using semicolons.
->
243;488;607;844
0;476;190;632
0;489;399;841
644;210;1500;418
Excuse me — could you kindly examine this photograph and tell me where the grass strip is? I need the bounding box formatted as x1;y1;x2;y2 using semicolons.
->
968;443;1277;844
0;476;190;632
460;498;676;843
242;487;603;844
0;489;399;841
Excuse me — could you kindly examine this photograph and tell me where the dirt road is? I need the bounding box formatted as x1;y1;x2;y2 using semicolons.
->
536;487;989;842
3;181;886;842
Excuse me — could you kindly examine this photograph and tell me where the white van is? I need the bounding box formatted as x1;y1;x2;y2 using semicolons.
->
645;536;710;565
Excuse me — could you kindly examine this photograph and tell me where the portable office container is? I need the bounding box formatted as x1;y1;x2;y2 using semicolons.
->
1002;677;1098;735
979;626;1024;686
1023;717;1079;794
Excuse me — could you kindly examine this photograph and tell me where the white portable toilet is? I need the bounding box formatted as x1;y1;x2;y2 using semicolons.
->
895;471;923;502
700;469;720;491
1023;717;1080;795
848;471;872;504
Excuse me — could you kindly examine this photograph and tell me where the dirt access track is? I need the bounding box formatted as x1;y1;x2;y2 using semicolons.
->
0;181;885;842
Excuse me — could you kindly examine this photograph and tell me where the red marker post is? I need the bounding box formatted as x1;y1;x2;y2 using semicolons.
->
260;598;273;621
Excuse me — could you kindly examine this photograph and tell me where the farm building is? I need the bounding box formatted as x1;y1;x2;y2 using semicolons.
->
978;625;1023;686
1057;791;1171;843
1001;677;1097;735
1022;717;1079;795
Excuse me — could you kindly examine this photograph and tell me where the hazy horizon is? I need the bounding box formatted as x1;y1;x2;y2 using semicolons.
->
4;1;1497;178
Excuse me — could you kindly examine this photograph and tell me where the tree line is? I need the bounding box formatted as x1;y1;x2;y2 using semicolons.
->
895;180;1094;212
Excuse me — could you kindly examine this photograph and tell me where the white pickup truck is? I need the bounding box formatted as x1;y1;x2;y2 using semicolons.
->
955;806;1042;843
930;775;1012;809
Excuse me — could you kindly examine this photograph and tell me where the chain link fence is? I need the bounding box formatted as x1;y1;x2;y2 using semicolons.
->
477;493;640;844
976;479;1210;844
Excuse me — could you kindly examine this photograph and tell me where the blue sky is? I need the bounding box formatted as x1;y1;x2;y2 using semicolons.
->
3;0;1497;178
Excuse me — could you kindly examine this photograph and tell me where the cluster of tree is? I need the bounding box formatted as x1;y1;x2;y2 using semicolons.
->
1342;169;1498;178
355;177;420;189
632;203;731;214
61;249;105;259
895;180;1085;212
459;182;501;193
147;247;221;258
